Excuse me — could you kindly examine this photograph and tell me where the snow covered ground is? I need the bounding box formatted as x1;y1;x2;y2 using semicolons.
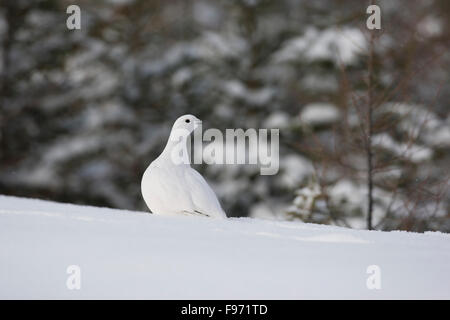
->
0;195;449;299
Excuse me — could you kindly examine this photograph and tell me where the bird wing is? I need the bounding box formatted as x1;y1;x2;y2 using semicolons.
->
142;165;195;215
183;167;226;218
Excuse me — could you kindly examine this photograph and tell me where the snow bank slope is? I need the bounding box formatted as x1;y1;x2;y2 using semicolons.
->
0;195;449;299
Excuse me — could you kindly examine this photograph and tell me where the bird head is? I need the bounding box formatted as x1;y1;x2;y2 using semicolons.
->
172;114;202;134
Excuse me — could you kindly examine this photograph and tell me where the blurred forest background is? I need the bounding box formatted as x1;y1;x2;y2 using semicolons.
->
0;0;449;232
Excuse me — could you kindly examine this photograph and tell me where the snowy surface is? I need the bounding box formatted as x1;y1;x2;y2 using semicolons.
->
300;103;340;125
0;195;449;299
274;27;366;65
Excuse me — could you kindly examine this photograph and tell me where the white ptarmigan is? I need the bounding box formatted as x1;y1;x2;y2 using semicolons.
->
141;115;226;218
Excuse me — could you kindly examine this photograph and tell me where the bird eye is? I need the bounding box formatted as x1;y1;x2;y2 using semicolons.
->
185;119;190;123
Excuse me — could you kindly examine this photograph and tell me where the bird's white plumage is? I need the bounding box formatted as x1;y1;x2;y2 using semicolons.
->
141;115;226;218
